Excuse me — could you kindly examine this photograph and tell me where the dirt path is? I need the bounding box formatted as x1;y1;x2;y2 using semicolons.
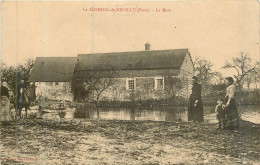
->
0;119;259;164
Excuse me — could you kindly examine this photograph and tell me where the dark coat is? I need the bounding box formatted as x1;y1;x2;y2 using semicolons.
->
16;83;29;109
188;83;204;122
17;83;25;101
1;85;10;98
216;105;225;120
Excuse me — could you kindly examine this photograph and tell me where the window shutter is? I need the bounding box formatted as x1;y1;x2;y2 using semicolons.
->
162;77;165;89
154;77;164;89
134;77;136;90
126;78;129;90
154;78;157;89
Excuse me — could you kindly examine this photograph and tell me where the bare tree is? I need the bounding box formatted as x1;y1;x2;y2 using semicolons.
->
20;58;35;85
1;59;35;115
222;52;259;92
1;58;35;95
164;76;184;99
82;70;115;118
194;57;221;95
245;71;255;89
252;65;260;89
1;62;16;89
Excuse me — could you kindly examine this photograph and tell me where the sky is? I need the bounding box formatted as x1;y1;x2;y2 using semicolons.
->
1;0;259;77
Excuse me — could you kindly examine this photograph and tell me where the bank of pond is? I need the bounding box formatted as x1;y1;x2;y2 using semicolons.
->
9;104;260;125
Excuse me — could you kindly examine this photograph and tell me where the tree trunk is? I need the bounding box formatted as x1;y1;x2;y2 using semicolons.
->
254;81;258;89
96;100;100;119
237;81;243;106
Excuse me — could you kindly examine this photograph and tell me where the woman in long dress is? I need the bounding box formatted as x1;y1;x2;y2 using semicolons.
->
188;76;204;122
0;81;11;122
224;77;239;129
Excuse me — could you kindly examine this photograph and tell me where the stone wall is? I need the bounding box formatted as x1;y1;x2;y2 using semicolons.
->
99;77;168;102
75;53;194;102
178;53;194;98
97;53;194;102
35;82;73;101
98;76;190;102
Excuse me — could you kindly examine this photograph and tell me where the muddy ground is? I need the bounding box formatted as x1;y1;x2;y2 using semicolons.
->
0;119;259;165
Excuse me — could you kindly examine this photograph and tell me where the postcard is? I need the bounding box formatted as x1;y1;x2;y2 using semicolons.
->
1;1;259;164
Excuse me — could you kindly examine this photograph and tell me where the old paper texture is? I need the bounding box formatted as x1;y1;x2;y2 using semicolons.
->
1;0;260;164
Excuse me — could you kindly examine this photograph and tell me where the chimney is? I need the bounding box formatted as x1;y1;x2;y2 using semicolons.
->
145;42;151;51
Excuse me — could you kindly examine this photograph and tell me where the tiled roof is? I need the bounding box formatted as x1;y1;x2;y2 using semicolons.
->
75;49;189;71
28;57;77;82
73;69;180;79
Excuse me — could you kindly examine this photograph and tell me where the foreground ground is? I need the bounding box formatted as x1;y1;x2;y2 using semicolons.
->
0;119;260;165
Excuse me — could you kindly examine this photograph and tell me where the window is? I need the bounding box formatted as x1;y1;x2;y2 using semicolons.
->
155;77;164;89
157;79;163;89
128;80;135;90
126;78;136;90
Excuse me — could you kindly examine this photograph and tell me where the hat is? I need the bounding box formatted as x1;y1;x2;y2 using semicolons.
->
192;76;198;80
225;77;234;83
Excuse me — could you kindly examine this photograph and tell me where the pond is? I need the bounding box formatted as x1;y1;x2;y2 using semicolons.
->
12;105;260;124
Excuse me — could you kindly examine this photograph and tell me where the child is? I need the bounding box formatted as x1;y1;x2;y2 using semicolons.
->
215;98;226;129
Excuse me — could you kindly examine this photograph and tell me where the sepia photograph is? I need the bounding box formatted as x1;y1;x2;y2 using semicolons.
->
0;0;260;164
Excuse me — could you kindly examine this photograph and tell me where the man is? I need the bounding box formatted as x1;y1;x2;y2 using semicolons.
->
17;79;30;119
188;76;204;122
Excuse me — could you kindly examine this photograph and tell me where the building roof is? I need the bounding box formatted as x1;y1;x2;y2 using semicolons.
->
28;57;77;82
75;49;189;71
73;69;180;79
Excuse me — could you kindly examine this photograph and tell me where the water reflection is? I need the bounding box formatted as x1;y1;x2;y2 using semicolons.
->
39;110;75;120
14;105;260;124
88;108;188;122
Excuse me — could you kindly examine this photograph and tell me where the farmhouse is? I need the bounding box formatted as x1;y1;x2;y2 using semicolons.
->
72;47;194;102
28;57;77;101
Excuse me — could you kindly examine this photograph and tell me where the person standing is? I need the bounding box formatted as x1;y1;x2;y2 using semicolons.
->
17;79;30;119
188;76;204;122
0;81;11;122
223;77;239;129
